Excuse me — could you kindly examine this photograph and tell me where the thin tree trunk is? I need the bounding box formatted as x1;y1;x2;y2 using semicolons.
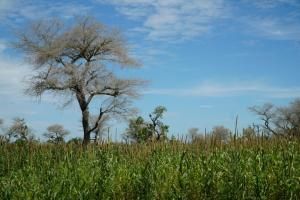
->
156;133;161;141
82;109;90;146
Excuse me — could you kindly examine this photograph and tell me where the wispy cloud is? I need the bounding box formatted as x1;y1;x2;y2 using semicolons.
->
99;0;300;42
199;104;214;109
0;0;92;25
237;0;300;41
246;17;300;41
0;53;75;107
0;0;16;13
245;0;299;8
0;56;31;96
99;0;227;41
0;40;37;101
0;40;6;52
144;81;300;99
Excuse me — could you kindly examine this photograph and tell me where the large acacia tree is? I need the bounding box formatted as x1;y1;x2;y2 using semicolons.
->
16;17;143;145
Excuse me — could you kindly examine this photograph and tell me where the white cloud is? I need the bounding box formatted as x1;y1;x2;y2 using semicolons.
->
17;3;91;20
0;56;31;96
101;0;300;42
246;0;299;8
144;81;300;99
0;1;92;24
0;39;32;98
0;40;6;52
99;0;227;41
0;0;19;20
247;17;300;41
0;55;76;109
238;1;300;41
0;0;15;11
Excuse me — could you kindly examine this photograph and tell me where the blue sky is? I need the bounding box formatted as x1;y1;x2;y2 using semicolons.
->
0;0;300;140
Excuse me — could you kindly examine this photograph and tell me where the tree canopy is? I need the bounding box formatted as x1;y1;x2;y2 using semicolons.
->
124;106;169;143
44;124;70;144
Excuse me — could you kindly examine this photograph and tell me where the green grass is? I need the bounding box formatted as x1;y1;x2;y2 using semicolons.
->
0;139;299;199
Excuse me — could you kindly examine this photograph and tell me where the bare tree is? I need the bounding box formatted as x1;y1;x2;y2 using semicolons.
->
7;118;34;142
187;128;199;138
15;16;144;145
251;99;300;138
211;125;230;143
242;126;256;140
276;99;300;137
187;128;203;142
249;103;278;136
44;124;70;144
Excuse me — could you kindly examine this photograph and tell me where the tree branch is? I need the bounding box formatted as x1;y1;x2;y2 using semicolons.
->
88;107;104;134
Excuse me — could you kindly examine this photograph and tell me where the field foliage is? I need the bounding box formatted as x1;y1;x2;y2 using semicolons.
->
0;138;299;199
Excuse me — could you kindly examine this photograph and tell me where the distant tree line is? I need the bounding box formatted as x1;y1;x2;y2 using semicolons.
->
0;118;69;144
1;100;300;145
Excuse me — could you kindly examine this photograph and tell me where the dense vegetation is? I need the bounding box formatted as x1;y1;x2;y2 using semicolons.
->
0;138;299;199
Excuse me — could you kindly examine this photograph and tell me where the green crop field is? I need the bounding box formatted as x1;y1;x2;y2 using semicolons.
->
0;138;299;200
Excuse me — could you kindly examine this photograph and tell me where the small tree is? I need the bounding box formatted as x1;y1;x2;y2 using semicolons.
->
44;124;70;144
149;106;168;141
124;106;169;143
211;125;230;143
15;16;144;145
242;126;256;141
124;116;152;143
187;128;204;143
7;118;34;142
